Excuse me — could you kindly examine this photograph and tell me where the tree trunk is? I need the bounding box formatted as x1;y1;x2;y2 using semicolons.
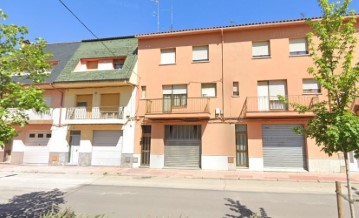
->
344;151;356;218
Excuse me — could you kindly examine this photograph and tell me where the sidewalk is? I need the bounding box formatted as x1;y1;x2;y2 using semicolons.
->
1;164;359;183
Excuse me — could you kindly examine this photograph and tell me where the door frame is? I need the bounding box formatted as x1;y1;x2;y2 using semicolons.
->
140;125;152;166
235;124;249;167
68;131;81;164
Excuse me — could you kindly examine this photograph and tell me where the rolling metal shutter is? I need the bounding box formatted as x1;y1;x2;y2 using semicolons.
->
262;124;307;169
92;130;123;166
164;125;201;168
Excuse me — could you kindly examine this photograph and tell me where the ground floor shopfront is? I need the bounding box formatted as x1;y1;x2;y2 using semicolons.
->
134;118;351;173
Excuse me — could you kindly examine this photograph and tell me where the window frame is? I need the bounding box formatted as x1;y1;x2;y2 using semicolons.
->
160;48;176;65
289;38;309;56
232;81;239;96
163;85;187;108
86;60;99;70
252;41;270;58
192;45;209;62
302;79;321;94
201;83;217;97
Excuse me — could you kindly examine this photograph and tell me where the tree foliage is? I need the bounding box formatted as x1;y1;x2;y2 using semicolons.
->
294;0;359;157
0;10;51;147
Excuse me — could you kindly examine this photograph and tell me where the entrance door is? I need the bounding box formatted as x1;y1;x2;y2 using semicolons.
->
69;131;80;164
235;125;248;167
164;125;201;168
141;125;151;166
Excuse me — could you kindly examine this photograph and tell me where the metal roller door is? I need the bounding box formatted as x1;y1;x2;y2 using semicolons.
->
92;130;123;166
262;124;307;169
23;131;51;164
164;125;201;168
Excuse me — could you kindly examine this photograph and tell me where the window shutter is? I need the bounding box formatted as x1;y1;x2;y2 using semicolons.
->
289;39;307;55
269;81;286;99
163;86;173;94
201;84;216;97
303;79;320;93
252;42;270;57
172;85;187;94
193;46;209;61
161;49;176;64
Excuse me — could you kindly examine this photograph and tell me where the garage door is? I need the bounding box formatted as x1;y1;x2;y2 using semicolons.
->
164;125;201;168
262;124;307;169
92;130;123;166
23;131;51;164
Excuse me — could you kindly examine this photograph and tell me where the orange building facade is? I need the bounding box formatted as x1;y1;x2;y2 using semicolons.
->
134;19;359;172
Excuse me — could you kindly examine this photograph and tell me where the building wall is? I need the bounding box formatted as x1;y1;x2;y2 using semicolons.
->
135;21;359;172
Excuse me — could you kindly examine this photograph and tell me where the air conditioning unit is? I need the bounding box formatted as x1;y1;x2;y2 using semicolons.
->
215;108;222;115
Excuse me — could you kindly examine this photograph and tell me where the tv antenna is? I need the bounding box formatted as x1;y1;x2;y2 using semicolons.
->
152;0;174;32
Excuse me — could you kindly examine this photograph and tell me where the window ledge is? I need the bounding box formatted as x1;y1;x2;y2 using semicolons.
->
252;56;271;60
289;54;310;58
192;60;209;64
231;95;240;98
159;63;176;66
302;93;322;95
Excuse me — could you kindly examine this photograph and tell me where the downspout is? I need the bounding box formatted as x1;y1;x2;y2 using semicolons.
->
221;28;225;120
50;83;64;127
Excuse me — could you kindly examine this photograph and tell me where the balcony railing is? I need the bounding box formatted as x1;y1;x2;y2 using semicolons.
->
145;97;210;114
244;95;318;113
65;106;125;120
7;108;52;120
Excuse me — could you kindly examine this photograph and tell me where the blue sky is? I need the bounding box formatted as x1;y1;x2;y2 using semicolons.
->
2;0;359;43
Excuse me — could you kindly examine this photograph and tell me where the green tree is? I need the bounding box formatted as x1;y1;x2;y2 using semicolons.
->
0;10;51;148
287;0;359;217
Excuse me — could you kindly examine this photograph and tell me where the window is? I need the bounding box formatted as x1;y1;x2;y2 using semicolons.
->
163;85;187;108
29;133;36;138
252;41;270;58
289;38;308;56
86;61;98;70
46;133;52;138
303;79;321;94
38;134;44;138
233;82;239;96
160;48;176;65
201;83;216;97
141;86;147;99
192;45;209;62
113;59;124;69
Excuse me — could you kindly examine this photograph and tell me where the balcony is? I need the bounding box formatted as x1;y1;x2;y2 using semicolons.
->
7;108;53;124
241;95;317;118
145;97;211;119
64;106;127;124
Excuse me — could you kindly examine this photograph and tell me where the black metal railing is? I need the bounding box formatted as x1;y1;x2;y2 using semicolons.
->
145;97;210;114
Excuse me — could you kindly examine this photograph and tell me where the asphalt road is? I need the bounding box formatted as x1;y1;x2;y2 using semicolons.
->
0;172;358;218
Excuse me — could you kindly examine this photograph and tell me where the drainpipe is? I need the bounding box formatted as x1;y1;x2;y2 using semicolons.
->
220;28;225;120
50;83;64;127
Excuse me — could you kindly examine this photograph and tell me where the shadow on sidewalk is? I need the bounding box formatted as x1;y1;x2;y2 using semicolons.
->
223;198;271;218
0;189;65;218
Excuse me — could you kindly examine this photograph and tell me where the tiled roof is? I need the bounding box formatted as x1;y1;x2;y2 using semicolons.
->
55;37;137;83
136;15;358;37
13;42;81;84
